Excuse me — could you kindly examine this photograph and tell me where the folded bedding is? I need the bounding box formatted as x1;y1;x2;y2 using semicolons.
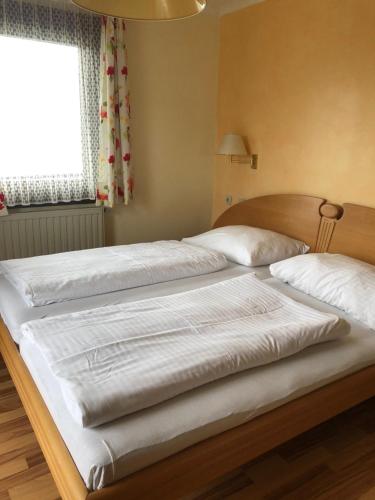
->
0;241;227;307
21;274;349;428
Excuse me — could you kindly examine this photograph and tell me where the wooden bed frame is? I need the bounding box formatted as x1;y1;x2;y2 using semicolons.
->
1;194;375;500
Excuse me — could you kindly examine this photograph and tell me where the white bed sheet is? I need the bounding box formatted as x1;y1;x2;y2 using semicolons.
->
0;263;271;343
20;278;375;491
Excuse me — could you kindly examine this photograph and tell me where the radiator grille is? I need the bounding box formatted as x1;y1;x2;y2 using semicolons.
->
0;207;104;260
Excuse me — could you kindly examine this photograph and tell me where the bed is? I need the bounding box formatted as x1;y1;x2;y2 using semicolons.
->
0;194;374;500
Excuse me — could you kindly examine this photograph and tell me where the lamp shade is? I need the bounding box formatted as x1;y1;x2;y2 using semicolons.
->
217;134;248;156
71;0;207;21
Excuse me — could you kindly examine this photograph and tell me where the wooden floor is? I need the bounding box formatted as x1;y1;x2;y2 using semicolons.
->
0;355;374;500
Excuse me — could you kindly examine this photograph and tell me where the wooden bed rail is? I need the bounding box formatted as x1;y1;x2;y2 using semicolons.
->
0;320;88;500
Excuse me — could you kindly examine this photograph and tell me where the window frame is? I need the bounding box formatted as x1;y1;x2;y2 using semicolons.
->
0;0;100;207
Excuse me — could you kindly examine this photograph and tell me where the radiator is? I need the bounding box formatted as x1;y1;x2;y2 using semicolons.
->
0;206;104;260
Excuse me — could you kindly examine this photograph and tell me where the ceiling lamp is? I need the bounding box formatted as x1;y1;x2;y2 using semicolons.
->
71;0;207;21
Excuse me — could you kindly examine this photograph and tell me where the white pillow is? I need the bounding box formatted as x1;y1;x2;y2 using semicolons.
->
182;225;309;267
270;253;375;330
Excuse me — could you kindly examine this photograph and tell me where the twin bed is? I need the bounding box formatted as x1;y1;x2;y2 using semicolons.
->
0;194;374;500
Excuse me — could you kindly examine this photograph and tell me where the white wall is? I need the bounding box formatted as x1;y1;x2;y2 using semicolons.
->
105;12;219;244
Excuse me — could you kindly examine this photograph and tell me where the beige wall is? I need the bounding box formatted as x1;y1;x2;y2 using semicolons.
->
106;12;218;245
213;0;375;221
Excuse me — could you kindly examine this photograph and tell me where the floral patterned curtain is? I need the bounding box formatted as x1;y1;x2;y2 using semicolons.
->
96;17;133;208
0;193;8;217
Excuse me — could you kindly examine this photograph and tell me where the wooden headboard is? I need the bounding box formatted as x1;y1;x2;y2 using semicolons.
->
213;194;375;264
327;203;375;265
213;194;327;251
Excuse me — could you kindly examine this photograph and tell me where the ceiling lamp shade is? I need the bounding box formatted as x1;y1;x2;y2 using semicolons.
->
71;0;207;21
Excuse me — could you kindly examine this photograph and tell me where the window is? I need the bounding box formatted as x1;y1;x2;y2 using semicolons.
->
0;36;83;178
0;1;100;207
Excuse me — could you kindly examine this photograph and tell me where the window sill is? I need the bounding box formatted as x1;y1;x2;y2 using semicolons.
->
8;200;96;214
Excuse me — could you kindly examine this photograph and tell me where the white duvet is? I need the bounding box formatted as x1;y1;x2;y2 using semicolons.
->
21;274;349;428
0;241;227;306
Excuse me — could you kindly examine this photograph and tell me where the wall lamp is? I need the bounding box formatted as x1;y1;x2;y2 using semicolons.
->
217;133;258;169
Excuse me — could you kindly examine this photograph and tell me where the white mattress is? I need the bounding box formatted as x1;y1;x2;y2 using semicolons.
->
20;278;375;491
0;263;271;343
